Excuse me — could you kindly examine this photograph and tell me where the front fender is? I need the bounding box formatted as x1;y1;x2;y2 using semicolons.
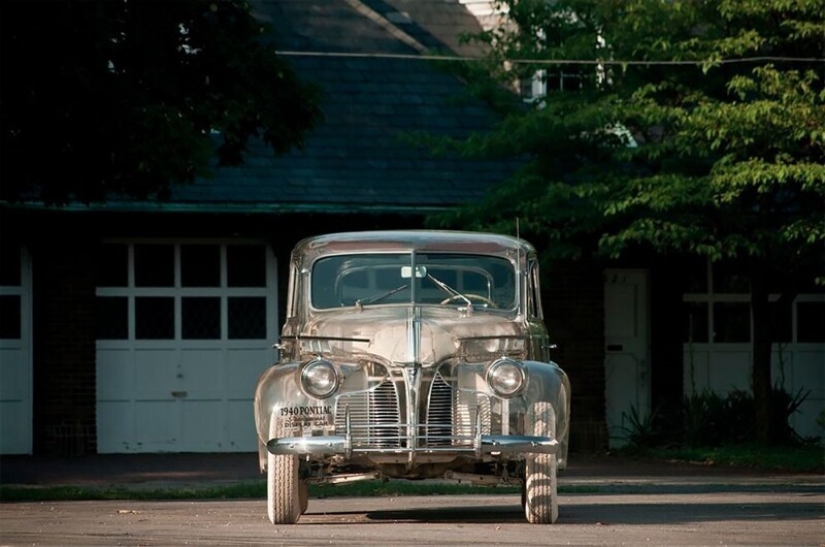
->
522;360;570;468
448;358;570;467
254;359;388;467
254;362;302;449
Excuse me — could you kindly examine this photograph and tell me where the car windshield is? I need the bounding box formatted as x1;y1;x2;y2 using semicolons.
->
311;253;517;310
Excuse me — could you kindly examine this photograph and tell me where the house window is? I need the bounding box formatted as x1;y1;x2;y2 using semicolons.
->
96;242;270;341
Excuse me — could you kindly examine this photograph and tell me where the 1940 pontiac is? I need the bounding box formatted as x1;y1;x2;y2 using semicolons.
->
254;230;570;524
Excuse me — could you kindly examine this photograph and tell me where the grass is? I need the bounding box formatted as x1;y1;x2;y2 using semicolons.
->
2;444;820;503
613;443;824;474
0;481;532;503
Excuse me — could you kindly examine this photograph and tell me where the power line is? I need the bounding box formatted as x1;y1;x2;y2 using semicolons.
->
276;50;825;66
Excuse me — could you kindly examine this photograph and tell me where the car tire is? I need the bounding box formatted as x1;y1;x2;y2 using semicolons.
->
299;479;309;514
267;417;303;524
523;401;558;524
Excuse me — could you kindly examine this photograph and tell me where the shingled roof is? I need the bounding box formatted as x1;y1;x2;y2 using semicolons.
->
163;0;516;215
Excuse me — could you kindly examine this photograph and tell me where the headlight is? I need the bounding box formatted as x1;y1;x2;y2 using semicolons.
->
486;358;526;397
300;359;339;399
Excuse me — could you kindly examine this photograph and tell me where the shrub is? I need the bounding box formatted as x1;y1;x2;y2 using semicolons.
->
621;386;810;449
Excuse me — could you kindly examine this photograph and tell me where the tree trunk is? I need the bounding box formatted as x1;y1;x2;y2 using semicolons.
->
750;269;773;445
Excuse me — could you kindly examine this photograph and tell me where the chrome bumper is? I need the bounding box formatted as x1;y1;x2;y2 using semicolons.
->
267;433;558;458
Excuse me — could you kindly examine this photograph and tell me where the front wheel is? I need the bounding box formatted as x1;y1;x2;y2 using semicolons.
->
266;418;306;524
522;401;558;524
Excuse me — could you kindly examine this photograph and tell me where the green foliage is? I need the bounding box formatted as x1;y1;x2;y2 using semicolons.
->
424;0;825;446
0;0;323;205
619;405;661;448
425;0;825;275
633;444;824;473
621;386;812;450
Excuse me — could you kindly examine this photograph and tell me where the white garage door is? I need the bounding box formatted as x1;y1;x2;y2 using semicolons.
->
96;240;278;453
0;245;33;455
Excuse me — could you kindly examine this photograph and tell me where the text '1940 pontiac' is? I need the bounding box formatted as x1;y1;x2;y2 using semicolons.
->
254;230;570;524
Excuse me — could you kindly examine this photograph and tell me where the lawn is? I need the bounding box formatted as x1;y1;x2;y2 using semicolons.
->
1;444;820;503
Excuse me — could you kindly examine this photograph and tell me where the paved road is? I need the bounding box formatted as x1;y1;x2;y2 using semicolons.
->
2;486;823;547
1;453;822;546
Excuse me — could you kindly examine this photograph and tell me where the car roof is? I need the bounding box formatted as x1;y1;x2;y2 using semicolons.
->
294;230;536;259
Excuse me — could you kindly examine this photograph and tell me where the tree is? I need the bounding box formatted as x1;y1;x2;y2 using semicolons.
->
0;0;322;205
427;0;825;444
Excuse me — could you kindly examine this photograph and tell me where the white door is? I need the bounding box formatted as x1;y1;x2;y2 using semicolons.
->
96;240;278;453
604;269;650;448
0;245;33;454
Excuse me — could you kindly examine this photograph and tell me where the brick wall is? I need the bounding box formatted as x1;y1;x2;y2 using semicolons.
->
31;237;98;455
543;259;608;452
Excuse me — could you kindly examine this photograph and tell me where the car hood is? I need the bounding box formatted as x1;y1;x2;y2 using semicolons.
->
300;307;527;366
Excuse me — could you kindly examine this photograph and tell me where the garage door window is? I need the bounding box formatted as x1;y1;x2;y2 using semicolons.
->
0;295;21;339
135;297;174;339
0;241;22;340
228;297;266;339
96;297;128;340
135;244;174;287
182;245;220;287
182;296;220;339
97;242;270;341
683;260;825;344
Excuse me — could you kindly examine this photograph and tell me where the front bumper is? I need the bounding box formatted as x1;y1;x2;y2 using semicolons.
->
267;433;558;459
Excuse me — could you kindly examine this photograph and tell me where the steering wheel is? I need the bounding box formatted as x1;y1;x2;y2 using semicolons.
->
440;294;498;308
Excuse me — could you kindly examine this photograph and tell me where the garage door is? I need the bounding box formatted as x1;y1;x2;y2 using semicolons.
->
96;240;278;453
0;245;32;455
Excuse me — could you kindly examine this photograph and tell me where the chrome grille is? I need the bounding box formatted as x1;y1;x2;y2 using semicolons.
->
335;380;400;448
334;371;492;450
425;372;454;446
453;388;491;443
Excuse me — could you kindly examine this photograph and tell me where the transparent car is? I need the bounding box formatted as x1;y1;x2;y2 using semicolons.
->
254;230;570;524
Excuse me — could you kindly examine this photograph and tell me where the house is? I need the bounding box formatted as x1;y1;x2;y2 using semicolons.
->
1;0;821;457
0;0;541;455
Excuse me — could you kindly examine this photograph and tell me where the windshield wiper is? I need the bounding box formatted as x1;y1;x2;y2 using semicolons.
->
426;274;474;310
354;284;409;310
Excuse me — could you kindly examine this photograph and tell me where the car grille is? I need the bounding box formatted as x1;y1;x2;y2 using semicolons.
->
334;370;491;450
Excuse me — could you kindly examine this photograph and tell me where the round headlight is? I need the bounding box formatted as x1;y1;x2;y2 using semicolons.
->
300;359;339;399
486;358;526;397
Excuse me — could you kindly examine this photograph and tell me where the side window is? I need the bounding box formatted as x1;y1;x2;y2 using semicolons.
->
528;261;543;319
286;261;301;318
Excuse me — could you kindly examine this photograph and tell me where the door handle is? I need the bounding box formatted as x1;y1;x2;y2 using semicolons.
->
171;391;188;398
